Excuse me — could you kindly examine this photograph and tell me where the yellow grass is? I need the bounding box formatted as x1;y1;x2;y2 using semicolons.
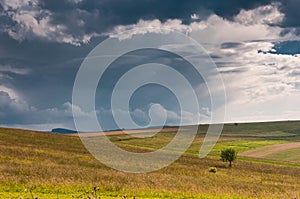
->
0;122;300;198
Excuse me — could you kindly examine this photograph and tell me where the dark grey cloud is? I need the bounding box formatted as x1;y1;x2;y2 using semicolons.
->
214;62;240;67
288;70;300;77
0;33;105;109
1;0;300;45
0;0;299;44
0;0;279;45
219;68;246;74
95;48;209;130
1;91;29;121
0;37;211;130
274;0;300;36
42;0;276;34
278;0;300;28
0;90;77;130
220;42;244;49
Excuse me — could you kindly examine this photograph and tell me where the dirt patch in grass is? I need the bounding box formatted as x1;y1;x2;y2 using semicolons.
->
239;142;300;158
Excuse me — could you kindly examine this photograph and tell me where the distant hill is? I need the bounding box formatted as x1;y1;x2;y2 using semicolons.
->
51;128;77;134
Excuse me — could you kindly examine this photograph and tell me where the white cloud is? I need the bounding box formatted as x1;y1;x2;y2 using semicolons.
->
107;19;193;40
191;14;200;20
234;3;284;26
190;17;297;46
0;65;30;75
0;0;38;10
0;89;32;115
0;85;20;100
0;0;97;45
213;40;300;101
66;0;85;4
111;103;211;129
110;4;299;57
224;94;300;123
191;4;299;122
107;3;298;43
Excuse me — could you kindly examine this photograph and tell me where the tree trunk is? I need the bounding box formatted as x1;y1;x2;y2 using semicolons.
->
229;161;232;167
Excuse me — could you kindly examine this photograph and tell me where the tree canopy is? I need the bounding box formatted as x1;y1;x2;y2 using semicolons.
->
221;148;237;167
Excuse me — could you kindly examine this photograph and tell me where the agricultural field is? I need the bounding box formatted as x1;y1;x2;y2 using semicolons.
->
0;121;300;198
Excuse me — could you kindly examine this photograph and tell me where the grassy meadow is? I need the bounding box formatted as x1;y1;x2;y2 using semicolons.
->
0;121;300;198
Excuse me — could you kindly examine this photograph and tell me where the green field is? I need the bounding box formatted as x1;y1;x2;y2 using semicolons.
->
0;121;300;198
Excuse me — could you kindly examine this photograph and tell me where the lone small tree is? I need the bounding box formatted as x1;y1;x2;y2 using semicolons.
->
221;148;237;167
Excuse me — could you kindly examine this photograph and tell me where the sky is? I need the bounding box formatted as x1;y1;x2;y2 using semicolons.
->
0;0;299;131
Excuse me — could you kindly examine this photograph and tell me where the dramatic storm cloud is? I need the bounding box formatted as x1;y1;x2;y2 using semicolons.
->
0;0;299;131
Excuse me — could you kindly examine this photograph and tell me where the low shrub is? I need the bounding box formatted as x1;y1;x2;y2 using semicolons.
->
209;167;217;173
